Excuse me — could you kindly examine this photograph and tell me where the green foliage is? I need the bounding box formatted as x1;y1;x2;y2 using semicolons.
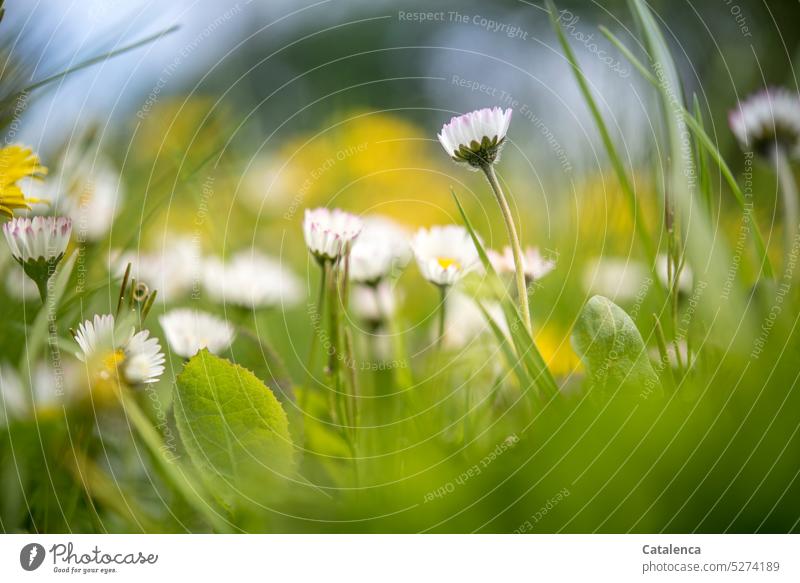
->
571;296;661;399
174;349;295;505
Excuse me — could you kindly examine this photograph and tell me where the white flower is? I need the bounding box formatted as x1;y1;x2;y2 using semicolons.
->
159;308;234;358
203;251;303;310
656;254;693;294
114;237;200;302
0;364;26;425
303;207;363;262
73;314;165;387
349;215;411;284
438;107;512;166
583;257;648;302
3;216;71;262
60;159;123;242
5;264;40;301
442;291;506;350
487;245;555;281
729;88;800;157
351;282;397;325
412;225;479;287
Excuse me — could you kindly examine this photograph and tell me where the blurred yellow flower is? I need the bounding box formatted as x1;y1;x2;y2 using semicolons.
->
277;111;455;226
535;326;583;378
0;145;47;218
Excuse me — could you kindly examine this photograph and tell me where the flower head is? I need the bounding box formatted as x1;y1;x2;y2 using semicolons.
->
303;207;363;263
159;308;235;358
349;215;411;284
60;159;123;242
487;245;555;282
73;314;165;400
351;282;397;327
114;237;199;303
0;145;47;218
203;251;303;310
412;225;479;287
3;216;72;300
437;107;512;167
729;88;800;158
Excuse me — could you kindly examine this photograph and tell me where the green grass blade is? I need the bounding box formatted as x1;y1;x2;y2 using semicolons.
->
452;189;559;398
546;0;656;266
600;24;773;278
21;25;180;94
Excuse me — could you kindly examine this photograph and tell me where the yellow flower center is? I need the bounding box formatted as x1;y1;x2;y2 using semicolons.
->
436;257;460;270
100;349;126;379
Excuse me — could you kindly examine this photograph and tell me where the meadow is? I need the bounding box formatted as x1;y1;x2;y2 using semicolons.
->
1;0;799;533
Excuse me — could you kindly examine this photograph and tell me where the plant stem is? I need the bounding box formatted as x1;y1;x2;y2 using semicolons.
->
774;146;799;276
121;391;231;532
481;163;532;333
437;285;448;351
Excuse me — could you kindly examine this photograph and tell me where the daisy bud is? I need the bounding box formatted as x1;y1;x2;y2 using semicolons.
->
437;107;512;167
303;207;363;263
729;88;800;158
159;308;235;359
412;225;480;287
3;216;71;301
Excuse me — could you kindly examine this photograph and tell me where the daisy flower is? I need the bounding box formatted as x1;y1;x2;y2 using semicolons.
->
3;216;72;301
583;257;648;302
303;207;363;263
488;245;555;282
203;251;303;310
351;282;397;327
656;254;693;294
0;145;48;218
438;107;512;167
729;88;800;158
73;314;165;401
436;107;531;332
349;215;411;285
60;158;123;242
113;237;199;303
412;225;480;287
159;308;235;358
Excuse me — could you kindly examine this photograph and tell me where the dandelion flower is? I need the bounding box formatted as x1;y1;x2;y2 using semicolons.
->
73;314;165;401
159;308;234;358
3;216;71;301
729;88;800;158
0;145;47;218
412;225;479;287
303;207;363;263
203;251;303;310
349;215;411;284
438;107;512;167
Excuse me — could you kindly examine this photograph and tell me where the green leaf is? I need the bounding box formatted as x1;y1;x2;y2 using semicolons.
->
571;296;661;399
174;349;294;504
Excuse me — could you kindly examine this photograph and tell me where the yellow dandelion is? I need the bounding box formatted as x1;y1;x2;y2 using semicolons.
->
0;145;47;218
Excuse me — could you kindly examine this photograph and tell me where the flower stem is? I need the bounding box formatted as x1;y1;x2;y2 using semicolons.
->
121;390;231;532
481;163;532;333
437;285;448;351
774;146;799;276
